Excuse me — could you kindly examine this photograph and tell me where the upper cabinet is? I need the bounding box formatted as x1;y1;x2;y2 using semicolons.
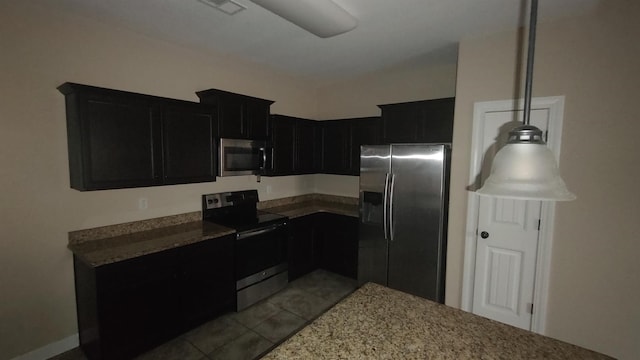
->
269;115;296;175
294;118;323;174
320;117;382;176
320;120;352;175
161;101;218;185
196;89;274;140
269;115;322;176
348;117;382;175
58;83;217;191
379;97;455;144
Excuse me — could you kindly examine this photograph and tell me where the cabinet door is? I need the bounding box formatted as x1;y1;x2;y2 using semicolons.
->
245;100;271;139
270;115;295;175
316;213;359;279
380;98;455;144
76;94;161;190
196;89;273;139
178;235;235;330
289;215;319;281
380;104;422;143
417;97;455;142
321;120;351;175
295;119;322;174
349;117;381;175
94;249;179;359
218;98;245;139
162;102;217;185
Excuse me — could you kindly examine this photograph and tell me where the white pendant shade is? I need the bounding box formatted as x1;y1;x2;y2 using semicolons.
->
477;142;576;201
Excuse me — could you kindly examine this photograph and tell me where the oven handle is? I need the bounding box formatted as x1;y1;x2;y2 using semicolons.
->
236;222;286;240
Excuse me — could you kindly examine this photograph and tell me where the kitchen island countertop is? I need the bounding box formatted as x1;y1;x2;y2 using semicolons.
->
262;282;613;360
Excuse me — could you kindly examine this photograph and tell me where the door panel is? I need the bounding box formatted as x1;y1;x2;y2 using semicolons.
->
472;108;548;330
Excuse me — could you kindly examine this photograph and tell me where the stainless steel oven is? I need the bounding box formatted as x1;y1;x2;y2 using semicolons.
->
202;190;289;311
218;138;268;177
234;222;288;310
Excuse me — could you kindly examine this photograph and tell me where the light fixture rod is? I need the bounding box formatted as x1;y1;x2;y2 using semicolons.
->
523;0;538;126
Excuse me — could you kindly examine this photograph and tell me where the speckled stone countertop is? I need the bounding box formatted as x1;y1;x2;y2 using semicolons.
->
259;193;358;219
68;221;234;267
262;283;613;360
68;194;357;267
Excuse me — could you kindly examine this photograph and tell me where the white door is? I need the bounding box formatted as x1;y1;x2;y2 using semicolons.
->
471;109;549;330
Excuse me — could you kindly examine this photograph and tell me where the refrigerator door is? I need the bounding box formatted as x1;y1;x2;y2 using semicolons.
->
387;144;447;302
358;145;391;287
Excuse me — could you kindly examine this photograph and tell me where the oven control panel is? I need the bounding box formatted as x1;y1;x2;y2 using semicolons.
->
203;190;259;210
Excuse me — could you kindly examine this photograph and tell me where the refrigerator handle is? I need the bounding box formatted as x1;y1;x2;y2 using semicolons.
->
389;173;396;241
383;173;390;240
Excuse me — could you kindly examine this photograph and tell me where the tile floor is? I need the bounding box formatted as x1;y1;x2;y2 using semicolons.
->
50;269;358;360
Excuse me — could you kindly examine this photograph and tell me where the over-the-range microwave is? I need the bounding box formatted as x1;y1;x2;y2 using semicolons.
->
218;138;269;177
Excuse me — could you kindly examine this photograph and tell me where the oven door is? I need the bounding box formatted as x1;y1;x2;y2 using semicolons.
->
219;138;267;176
235;222;288;283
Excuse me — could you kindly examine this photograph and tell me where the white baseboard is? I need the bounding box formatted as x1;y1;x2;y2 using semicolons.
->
11;334;79;360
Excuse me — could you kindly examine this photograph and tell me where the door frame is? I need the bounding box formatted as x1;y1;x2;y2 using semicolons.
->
461;96;566;334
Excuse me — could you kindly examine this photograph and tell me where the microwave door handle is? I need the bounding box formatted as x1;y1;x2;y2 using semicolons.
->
259;147;266;170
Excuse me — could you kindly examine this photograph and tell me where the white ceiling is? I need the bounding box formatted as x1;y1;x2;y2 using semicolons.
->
33;0;599;81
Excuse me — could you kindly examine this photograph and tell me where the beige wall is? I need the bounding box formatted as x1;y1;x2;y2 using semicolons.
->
9;0;637;359
316;61;457;120
448;1;640;359
0;2;322;359
0;2;457;359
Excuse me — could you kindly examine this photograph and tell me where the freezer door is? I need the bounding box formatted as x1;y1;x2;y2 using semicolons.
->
358;145;391;287
387;144;447;302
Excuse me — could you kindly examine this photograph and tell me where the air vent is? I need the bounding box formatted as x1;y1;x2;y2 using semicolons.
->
198;0;247;15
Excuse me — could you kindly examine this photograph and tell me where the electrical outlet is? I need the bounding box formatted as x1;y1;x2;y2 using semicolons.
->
266;185;273;194
138;198;148;210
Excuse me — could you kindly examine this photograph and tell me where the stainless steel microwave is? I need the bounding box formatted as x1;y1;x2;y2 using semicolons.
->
218;138;268;177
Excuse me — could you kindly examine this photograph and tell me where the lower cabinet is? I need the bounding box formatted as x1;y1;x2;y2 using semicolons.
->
316;213;359;279
74;235;235;360
288;213;358;281
288;215;320;281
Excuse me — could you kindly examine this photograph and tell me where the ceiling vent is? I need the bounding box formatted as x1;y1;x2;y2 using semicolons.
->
198;0;247;15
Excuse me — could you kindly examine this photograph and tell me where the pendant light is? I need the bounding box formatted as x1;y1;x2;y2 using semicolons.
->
476;0;576;201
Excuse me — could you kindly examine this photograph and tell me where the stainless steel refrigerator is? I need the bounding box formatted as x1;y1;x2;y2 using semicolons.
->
358;144;450;303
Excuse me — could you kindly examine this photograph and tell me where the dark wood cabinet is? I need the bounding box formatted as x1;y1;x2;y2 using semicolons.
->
315;213;359;279
380;97;455;144
288;213;358;281
58;83;217;191
294;118;323;174
269;115;296;175
161;101;217;185
348;117;382;175
320;120;351;175
288;215;320;281
196;88;273;140
269;115;322;176
320;117;381;176
74;236;235;360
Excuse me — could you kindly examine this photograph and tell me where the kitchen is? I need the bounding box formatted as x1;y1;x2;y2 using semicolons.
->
1;1;638;360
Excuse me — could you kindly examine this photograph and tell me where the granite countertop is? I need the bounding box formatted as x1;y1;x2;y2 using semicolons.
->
68;194;358;267
69;221;234;267
259;194;358;219
262;283;613;360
